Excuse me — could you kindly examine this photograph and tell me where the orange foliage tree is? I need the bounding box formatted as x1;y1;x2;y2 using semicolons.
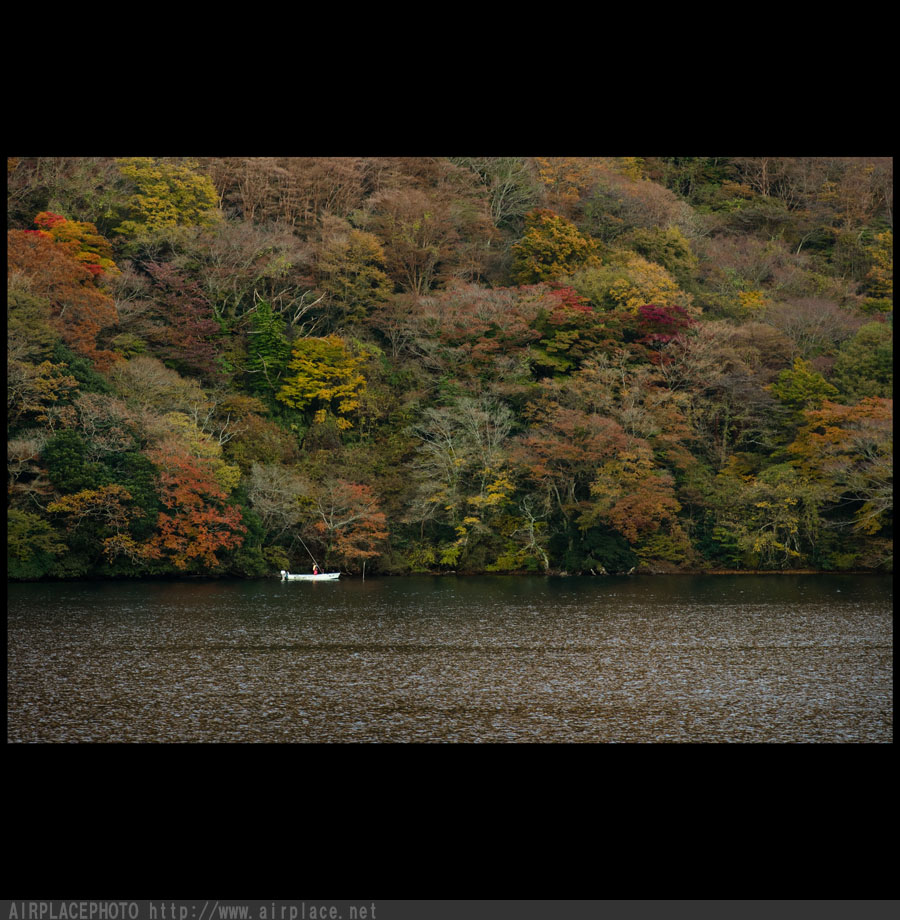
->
585;446;688;554
788;397;893;542
32;211;120;278
306;479;388;573
8;229;119;371
143;447;247;571
512;405;629;519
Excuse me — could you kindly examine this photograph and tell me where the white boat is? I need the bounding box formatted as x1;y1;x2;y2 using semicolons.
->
280;570;340;581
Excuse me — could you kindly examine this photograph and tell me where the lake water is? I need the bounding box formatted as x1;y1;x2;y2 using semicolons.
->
7;574;893;743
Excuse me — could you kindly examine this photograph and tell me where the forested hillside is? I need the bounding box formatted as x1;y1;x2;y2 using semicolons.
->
7;156;893;579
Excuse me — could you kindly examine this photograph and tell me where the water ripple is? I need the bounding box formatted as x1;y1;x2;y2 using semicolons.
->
7;574;892;743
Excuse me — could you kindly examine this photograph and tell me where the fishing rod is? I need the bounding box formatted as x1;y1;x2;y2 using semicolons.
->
295;533;322;571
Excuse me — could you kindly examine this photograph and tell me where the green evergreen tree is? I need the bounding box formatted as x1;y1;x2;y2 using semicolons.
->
831;322;893;400
245;300;290;395
768;357;839;412
7;509;67;580
41;430;100;494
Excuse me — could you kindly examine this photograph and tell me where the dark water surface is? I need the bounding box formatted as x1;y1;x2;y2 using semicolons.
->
7;574;893;743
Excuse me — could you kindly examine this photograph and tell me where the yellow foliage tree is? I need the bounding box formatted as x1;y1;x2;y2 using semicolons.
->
510;209;602;284
607;254;687;312
534;157;608;206
276;335;367;430
317;228;393;323
568;252;692;314
738;289;770;312
865;230;892;299
115;157;221;239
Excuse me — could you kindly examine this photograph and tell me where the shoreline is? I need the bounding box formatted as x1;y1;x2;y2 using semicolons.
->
8;568;890;584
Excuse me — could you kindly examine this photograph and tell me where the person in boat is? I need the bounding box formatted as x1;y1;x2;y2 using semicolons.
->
312;563;320;575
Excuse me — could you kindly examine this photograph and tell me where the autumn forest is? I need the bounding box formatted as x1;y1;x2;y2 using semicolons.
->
7;156;893;580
